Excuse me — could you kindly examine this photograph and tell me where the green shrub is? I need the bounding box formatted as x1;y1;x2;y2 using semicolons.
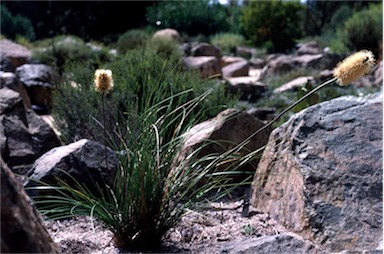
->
0;4;35;41
145;0;229;37
116;28;152;54
15;35;33;49
32;35;112;73
336;3;382;57
146;36;182;58
210;32;245;55
240;0;304;53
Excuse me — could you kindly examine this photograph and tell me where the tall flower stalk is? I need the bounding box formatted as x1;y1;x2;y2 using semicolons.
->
94;69;114;169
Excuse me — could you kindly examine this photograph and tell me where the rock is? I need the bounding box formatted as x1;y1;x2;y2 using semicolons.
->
266;53;284;62
249;68;262;80
373;60;383;87
218;233;323;253
221;56;246;68
0;39;31;72
1;159;58;253
246;108;275;121
180;42;193;56
15;64;57;111
0;71;32;108
0;87;60;172
264;55;296;75
153;28;181;42
249;58;266;68
0;87;26;119
273;76;315;94
321;53;345;71
224;77;266;102
176;108;273;188
236;46;256;59
251;93;383;252
183;56;222;79
293;54;324;69
191;42;221;60
0;116;5;159
222;60;249;78
317;69;334;83
263;53;343;77
25;139;118;199
296;41;324;55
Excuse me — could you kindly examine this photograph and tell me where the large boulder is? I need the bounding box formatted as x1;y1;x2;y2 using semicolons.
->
296;41;324;55
222;60;249;78
183;56;222;79
25;139;118;199
342;60;383;89
373;60;383;87
1;159;58;253
218;233;322;253
262;54;296;76
176;108;273;189
249;57;266;69
224;77;266;102
236;46;256;59
273;76;315;94
262;53;344;77
152;28;181;42
0;71;32;108
0;87;61;173
15;64;57;113
0;39;31;72
251;93;383;252
190;42;221;60
221;56;246;68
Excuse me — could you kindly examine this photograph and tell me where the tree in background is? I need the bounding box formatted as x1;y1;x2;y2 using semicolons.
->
337;3;382;60
0;4;35;40
146;0;229;38
303;0;345;36
303;0;380;36
1;1;158;42
240;0;304;53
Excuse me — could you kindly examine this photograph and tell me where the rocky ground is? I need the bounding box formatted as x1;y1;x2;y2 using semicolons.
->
44;201;288;254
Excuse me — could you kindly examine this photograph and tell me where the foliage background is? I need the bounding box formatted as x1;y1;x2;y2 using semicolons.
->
1;0;382;55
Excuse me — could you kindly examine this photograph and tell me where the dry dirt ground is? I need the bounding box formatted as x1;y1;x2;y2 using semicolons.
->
44;201;288;254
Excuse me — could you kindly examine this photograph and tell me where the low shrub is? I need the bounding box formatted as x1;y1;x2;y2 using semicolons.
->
146;36;182;58
116;28;152;54
210;32;245;55
32;35;112;73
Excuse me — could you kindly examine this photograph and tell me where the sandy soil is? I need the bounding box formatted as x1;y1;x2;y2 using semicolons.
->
44;201;287;254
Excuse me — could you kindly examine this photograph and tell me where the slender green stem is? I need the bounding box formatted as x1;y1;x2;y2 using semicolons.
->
102;93;108;170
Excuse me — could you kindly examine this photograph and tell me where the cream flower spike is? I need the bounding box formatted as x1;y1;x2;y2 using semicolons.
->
333;50;376;86
94;69;114;94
